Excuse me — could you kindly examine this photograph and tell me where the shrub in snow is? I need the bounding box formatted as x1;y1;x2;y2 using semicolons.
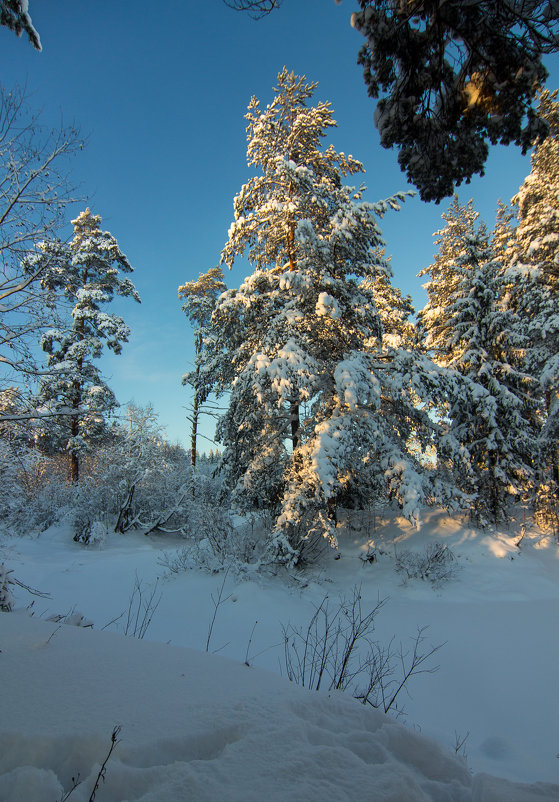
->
160;506;266;575
282;587;442;715
394;543;458;586
73;517;109;547
0;441;74;537
69;406;202;542
45;609;93;628
121;576;161;639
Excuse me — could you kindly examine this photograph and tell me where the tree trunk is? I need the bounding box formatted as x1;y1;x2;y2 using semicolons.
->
190;387;200;468
69;446;79;483
69;293;86;484
290;400;299;451
115;484;136;533
69;392;80;483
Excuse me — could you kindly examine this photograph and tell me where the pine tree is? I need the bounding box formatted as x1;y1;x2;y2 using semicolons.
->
30;209;140;482
1;1;41;50
506;90;559;530
419;201;536;523
178;266;226;467
351;0;553;202
213;69;468;562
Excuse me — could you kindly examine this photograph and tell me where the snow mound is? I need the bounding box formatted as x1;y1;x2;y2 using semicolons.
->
1;612;557;801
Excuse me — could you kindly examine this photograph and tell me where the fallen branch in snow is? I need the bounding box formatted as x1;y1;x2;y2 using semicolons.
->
0;562;51;611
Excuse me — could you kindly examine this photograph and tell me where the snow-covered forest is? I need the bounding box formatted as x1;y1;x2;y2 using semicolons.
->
1;3;559;801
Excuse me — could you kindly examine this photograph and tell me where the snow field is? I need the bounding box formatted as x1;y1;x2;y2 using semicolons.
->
1;509;558;800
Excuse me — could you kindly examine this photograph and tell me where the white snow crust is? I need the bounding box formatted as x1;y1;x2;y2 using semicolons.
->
1;513;558;801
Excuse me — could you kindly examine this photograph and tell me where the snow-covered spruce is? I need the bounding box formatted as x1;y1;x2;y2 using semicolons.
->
505;90;559;530
419;198;537;524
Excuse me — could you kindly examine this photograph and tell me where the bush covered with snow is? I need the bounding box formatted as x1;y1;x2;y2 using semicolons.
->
395;542;459;586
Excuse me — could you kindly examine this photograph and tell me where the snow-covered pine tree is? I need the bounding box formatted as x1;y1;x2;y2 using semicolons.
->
419;201;536;523
178;267;226;467
212;69;469;562
28;209;140;483
506;90;559;531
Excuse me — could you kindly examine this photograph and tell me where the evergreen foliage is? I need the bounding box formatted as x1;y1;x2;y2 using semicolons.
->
419;199;537;523
351;1;555;202
506;90;559;529
179;266;226;467
225;1;558;202
0;0;40;50
212;69;469;562
26;209;140;482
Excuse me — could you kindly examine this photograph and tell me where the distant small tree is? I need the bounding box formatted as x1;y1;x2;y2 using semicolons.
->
29;209;140;482
178;266;226;467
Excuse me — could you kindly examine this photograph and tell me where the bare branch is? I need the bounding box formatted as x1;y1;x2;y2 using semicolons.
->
223;0;281;19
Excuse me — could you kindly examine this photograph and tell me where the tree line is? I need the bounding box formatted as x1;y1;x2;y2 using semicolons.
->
180;69;558;563
0;70;557;563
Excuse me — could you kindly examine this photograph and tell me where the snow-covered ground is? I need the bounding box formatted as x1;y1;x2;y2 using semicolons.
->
1;509;558;801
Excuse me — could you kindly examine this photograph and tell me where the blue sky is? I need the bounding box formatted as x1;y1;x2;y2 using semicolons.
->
4;0;558;449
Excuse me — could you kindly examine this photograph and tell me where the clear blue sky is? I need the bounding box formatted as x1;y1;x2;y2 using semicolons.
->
4;1;558;449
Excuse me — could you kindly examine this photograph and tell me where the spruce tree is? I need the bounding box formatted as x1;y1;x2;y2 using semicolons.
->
506;90;559;529
419;200;536;523
418;197;482;365
31;209;140;482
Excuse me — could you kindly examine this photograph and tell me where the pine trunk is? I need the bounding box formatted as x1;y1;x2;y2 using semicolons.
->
190;388;199;468
290;400;299;451
69;381;81;484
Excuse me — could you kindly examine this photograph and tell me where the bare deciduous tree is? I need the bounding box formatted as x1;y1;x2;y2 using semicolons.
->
0;85;83;420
